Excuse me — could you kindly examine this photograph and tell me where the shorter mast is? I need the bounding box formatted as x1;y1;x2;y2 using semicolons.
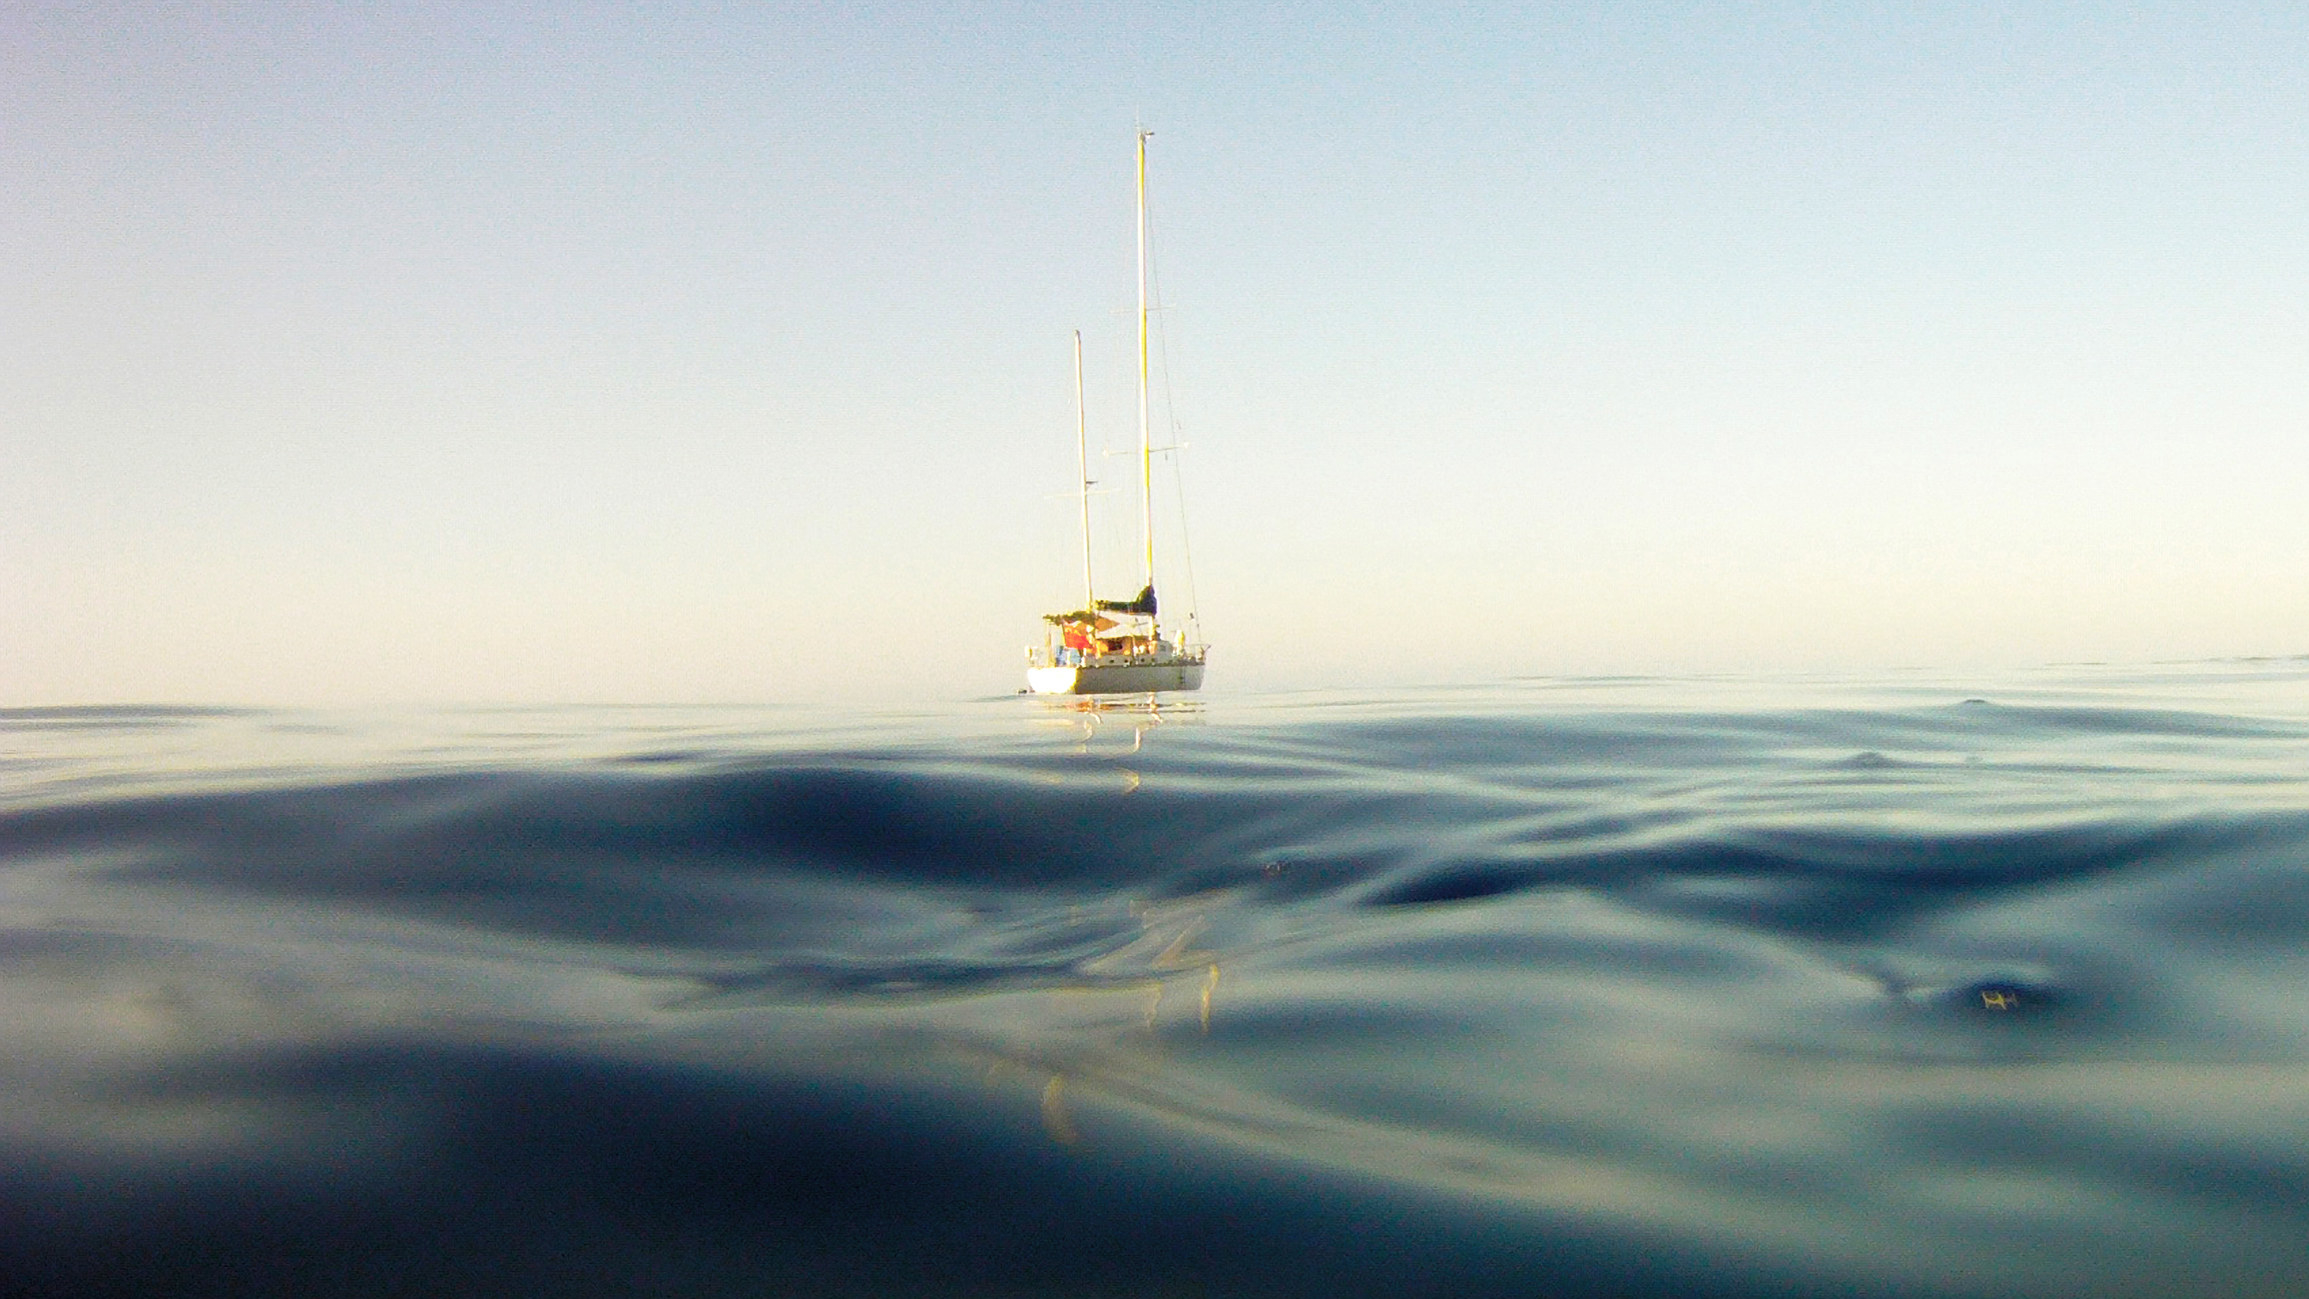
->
1073;330;1094;615
1136;128;1156;638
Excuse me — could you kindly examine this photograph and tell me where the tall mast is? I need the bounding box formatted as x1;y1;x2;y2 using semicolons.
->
1073;330;1094;613
1136;129;1155;613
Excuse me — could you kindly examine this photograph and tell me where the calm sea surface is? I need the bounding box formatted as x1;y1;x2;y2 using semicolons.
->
6;665;2309;1297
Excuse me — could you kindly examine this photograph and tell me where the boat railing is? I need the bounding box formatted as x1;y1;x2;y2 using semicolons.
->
1029;644;1207;669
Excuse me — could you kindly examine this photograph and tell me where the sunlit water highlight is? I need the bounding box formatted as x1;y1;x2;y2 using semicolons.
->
6;664;2309;1297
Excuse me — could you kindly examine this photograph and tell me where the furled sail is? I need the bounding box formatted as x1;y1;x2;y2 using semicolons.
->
1041;610;1121;629
1095;585;1157;617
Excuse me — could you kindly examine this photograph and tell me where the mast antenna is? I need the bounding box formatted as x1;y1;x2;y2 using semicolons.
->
1074;330;1094;613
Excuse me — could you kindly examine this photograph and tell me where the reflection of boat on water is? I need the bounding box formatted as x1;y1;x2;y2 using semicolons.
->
1027;131;1207;696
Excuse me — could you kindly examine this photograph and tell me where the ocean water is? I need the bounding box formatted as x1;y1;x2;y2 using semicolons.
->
6;664;2309;1298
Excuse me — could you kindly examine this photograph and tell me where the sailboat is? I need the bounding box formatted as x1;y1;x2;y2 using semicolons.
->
1026;131;1208;696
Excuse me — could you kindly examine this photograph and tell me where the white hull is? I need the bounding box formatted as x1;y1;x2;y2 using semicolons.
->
1028;659;1205;695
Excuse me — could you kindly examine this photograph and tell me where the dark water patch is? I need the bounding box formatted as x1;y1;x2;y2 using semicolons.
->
5;766;1480;951
1362;860;1536;906
0;768;1126;915
1;705;261;723
1300;713;1769;771
1328;925;1784;984
608;747;723;766
2136;844;2309;953
1723;821;2213;882
1946;703;2302;740
1891;1101;2309;1219
1358;819;2227;929
1;1038;1814;1299
680;951;1116;1003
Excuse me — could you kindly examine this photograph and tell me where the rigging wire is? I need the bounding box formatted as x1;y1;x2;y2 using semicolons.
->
1143;193;1204;642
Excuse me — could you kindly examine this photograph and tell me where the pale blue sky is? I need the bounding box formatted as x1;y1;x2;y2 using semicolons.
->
7;2;2307;704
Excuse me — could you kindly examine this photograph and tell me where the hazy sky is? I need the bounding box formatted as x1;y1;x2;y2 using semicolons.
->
8;2;2308;704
